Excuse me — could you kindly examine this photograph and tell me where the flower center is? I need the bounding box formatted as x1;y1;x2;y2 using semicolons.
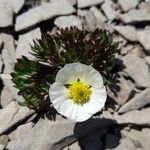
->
67;79;92;105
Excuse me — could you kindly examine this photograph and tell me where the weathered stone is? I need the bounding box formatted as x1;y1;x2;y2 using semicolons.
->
12;0;25;13
145;56;150;65
121;128;150;150
0;0;13;27
121;54;150;88
78;0;104;8
119;9;150;24
0;86;14;107
90;6;107;23
114;25;137;42
0;144;5;150
119;88;150;113
137;26;150;53
0;101;35;135
114;108;150;126
16;27;41;60
15;0;75;31
108;74;133;106
7;117;114;150
0;135;9;146
139;2;150;13
1;33;15;74
63;141;81;150
54;15;82;30
101;1;116;21
118;0;139;12
51;0;76;6
9;122;34;140
115;138;137;150
84;11;96;32
0;57;3;73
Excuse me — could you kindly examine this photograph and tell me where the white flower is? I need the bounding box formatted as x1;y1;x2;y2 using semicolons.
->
49;63;107;122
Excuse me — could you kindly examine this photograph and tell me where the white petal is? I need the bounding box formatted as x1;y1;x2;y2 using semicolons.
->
82;86;107;115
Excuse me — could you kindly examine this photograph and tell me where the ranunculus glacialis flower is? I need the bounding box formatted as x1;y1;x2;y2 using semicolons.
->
49;63;107;122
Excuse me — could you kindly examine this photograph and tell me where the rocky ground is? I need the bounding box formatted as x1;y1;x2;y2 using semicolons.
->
0;0;150;149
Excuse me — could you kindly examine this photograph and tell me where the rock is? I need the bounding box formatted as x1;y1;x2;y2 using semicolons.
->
9;122;34;140
0;135;9;146
12;0;25;13
0;144;5;150
114;25;137;42
114;108;150;126
101;0;116;21
51;0;76;6
0;0;13;27
1;33;15;74
118;0;139;12
121;54;150;88
16;27;41;60
139;2;150;13
90;6;106;28
0;57;3;73
78;0;104;8
54;15;82;30
120;45;133;55
119;9;150;24
68;142;81;150
0;86;14;107
121;128;150;150
15;0;75;31
84;11;96;32
7;117;114;150
108;74;133;106
115;138;137;150
119;88;150;113
145;56;150;65
105;134;120;150
137;26;150;53
0;101;35;135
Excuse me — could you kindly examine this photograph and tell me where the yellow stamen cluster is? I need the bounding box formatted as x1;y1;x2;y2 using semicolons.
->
68;80;92;105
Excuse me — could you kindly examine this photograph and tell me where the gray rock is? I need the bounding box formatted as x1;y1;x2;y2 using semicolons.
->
68;142;81;150
78;0;104;8
137;26;150;53
114;108;150;126
90;6;106;29
101;1;116;21
121;54;150;88
16;27;41;60
0;135;9;146
115;138;136;150
0;86;14;107
54;15;82;30
121;128;150;150
7;117;114;150
114;25;137;42
0;57;3;73
1;33;15;74
118;0;139;12
119;9;150;24
120;45;133;55
0;101;35;135
145;56;150;65
84;11;97;32
108;74;133;106
15;0;75;31
139;2;150;13
51;0;76;6
119;88;150;113
0;144;5;150
0;0;13;27
9;122;34;140
12;0;25;13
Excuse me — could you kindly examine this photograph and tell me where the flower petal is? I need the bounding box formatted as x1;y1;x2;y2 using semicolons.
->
82;86;107;115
